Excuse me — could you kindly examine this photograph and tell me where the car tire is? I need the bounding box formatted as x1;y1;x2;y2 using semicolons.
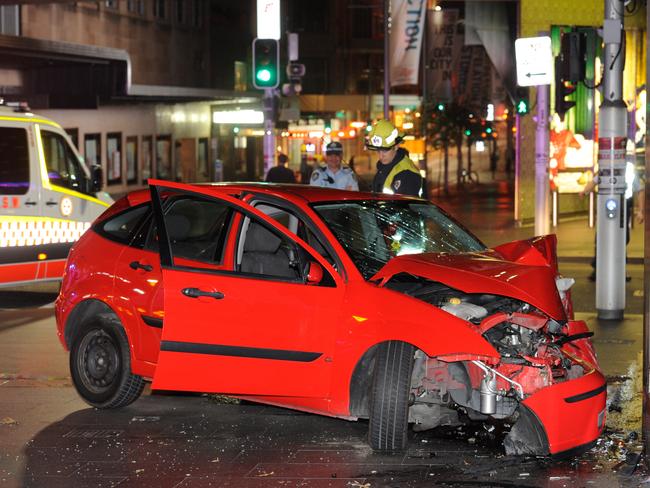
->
70;315;145;409
368;341;415;452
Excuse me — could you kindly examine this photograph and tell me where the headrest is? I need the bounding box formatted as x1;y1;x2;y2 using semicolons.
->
166;214;191;241
244;223;282;253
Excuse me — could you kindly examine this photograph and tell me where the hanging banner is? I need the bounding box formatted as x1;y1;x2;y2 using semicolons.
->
390;0;427;87
425;8;462;102
464;46;492;114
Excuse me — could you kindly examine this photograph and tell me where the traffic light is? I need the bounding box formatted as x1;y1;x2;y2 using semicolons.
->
437;103;445;111
252;38;279;89
557;31;586;84
516;99;529;115
515;87;529;115
555;76;577;120
554;31;585;120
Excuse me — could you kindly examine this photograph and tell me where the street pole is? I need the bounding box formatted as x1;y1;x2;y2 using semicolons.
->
596;0;627;320
514;112;521;223
384;0;390;120
534;82;550;237
263;88;275;177
642;0;650;456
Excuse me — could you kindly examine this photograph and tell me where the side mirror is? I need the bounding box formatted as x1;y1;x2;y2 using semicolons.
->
305;261;323;285
90;164;103;193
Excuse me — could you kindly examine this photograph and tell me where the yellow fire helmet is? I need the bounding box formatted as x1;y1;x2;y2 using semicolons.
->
365;120;403;151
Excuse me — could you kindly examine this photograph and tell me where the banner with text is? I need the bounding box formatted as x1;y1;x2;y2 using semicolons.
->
390;0;427;87
425;9;462;102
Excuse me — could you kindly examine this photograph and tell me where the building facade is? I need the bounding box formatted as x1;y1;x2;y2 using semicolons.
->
0;0;258;195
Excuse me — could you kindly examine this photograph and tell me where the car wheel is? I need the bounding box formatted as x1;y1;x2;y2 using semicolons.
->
70;316;145;409
368;341;415;451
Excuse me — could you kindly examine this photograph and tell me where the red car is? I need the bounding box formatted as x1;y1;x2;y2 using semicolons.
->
55;180;605;456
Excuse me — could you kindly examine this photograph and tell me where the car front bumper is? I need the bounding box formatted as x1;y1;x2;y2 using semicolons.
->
521;368;606;456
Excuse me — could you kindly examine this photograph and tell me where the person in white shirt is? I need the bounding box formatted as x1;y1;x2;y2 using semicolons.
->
310;141;359;191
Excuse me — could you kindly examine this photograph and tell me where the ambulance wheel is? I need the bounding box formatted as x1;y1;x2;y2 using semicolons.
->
70;317;144;409
368;341;415;451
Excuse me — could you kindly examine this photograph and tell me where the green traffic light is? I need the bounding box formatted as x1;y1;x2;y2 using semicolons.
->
256;69;272;83
516;100;529;114
486;127;493;134
464;129;471;136
437;104;444;111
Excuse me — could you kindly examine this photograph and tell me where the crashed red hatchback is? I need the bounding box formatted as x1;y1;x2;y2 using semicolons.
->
55;180;605;456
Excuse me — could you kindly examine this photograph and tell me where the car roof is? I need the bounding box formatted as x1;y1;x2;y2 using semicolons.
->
128;182;423;206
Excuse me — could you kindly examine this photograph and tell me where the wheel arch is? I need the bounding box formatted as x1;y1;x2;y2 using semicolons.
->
349;340;420;419
347;335;495;419
64;298;124;348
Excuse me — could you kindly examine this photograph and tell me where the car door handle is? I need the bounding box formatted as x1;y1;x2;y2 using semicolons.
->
181;287;225;300
24;200;37;206
129;261;153;272
45;200;58;206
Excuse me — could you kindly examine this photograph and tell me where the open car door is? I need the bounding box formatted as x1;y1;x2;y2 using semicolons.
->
148;180;344;398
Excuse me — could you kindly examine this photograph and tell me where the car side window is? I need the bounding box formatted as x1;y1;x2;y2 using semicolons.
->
147;196;232;266
253;202;337;269
97;204;150;244
41;130;90;195
237;214;336;286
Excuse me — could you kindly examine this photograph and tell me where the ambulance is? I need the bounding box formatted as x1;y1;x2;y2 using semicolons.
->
0;102;113;287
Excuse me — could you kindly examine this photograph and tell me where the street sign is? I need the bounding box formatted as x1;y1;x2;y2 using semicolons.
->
515;36;553;87
257;0;280;40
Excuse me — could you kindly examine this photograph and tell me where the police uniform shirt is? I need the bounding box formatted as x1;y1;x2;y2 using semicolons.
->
310;164;359;190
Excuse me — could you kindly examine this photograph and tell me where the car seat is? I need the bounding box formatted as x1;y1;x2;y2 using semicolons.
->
240;223;297;278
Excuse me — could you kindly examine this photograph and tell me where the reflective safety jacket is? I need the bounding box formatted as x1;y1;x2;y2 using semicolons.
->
372;148;422;197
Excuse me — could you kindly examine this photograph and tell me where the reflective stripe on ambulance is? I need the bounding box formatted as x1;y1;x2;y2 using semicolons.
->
0;216;91;248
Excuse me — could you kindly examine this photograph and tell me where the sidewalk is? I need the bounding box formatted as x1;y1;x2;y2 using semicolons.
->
430;178;644;262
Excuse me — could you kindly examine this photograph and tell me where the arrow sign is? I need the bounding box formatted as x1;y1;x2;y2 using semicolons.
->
515;36;553;87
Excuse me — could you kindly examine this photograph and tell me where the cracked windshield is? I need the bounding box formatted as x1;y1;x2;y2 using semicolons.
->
313;201;486;279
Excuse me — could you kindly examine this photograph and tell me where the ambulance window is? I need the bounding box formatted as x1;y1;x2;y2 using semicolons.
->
41;130;90;195
0;127;30;195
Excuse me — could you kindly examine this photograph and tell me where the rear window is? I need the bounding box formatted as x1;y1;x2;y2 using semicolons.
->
144;196;233;265
0;127;30;195
97;204;149;244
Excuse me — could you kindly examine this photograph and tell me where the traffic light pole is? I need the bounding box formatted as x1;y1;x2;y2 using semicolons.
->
596;0;627;319
534;82;550;236
263;88;275;176
383;0;390;120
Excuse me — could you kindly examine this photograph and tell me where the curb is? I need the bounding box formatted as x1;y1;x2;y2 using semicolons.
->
558;256;643;265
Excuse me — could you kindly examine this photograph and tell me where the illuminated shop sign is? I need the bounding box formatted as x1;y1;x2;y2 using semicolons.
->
212;110;264;125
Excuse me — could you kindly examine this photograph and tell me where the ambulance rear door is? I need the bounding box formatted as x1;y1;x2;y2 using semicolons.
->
0;120;43;286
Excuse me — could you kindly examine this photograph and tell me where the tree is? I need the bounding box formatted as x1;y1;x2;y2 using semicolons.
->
425;101;472;192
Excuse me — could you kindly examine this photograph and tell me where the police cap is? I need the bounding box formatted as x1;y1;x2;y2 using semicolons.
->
325;141;343;155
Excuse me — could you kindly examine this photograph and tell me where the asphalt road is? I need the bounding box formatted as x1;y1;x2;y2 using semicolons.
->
0;269;647;487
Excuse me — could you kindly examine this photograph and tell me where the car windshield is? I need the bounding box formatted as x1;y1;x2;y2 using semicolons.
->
312;200;486;279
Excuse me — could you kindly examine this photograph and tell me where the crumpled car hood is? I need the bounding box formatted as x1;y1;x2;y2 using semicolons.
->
373;236;566;320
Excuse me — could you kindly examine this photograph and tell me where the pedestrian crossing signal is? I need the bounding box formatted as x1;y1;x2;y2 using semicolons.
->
515;86;529;115
516;99;529;115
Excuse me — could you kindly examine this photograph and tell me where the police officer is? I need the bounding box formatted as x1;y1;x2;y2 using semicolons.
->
366;120;423;197
310;141;359;190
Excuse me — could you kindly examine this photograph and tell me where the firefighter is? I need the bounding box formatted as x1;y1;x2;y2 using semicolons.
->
310;141;359;190
366;120;423;197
